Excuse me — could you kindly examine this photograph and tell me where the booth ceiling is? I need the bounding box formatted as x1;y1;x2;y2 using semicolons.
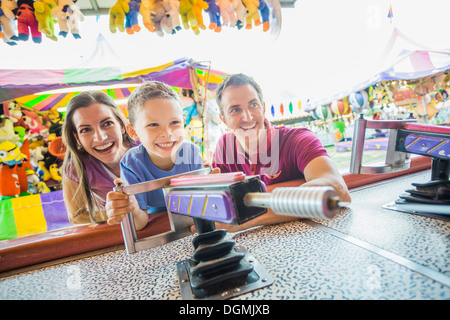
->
78;0;297;16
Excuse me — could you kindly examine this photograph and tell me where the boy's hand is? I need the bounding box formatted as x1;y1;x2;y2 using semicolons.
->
105;178;139;225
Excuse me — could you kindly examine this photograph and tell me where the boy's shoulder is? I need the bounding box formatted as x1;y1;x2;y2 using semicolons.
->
122;143;146;162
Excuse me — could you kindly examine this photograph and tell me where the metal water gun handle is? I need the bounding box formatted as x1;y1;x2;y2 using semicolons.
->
349;115;416;174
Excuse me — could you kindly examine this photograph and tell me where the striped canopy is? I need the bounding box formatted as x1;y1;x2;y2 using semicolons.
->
15;86;138;112
0;57;228;108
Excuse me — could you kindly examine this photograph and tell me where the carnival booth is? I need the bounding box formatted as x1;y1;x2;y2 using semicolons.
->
0;57;228;243
268;28;450;154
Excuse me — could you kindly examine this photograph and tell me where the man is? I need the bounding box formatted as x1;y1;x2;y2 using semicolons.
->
211;73;351;232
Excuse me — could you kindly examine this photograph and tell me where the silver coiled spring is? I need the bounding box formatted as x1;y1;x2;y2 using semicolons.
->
244;186;343;219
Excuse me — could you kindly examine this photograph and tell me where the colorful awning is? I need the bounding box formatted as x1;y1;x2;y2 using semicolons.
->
0;57;228;105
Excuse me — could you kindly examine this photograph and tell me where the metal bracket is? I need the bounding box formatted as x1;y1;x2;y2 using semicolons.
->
349;115;417;174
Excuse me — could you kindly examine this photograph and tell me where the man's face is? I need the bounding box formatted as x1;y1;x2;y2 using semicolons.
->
219;83;266;152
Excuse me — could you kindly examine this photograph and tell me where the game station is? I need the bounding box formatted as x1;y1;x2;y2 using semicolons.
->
0;118;448;300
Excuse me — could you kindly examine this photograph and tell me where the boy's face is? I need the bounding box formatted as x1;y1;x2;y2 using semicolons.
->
219;83;266;152
127;98;185;167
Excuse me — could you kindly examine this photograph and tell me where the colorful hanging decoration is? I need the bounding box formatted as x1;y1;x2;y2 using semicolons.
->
330;100;350;115
388;4;393;23
280;103;284;116
312;105;331;120
348;90;369;113
288;102;293;114
298;100;302;112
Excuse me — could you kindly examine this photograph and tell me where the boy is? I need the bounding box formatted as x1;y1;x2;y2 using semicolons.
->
105;81;204;230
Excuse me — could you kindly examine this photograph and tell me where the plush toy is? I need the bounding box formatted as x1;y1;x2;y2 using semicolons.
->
139;0;155;32
29;145;48;168
258;0;269;32
191;0;207;35
216;0;236;28
150;0;171;36
204;0;221;32
0;7;4;39
34;0;57;41
52;0;84;38
179;0;198;30
0;117;21;146
241;0;261;29
37;181;51;193
22;110;48;135
0;165;21;197
109;0;130;33
125;0;140;34
232;0;246;29
47;107;64;141
14;0;42;43
37;160;51;181
166;0;181;34
0;0;18;45
49;163;61;181
0;141;27;168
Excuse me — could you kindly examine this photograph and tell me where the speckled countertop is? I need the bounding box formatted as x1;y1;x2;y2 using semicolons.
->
1;170;449;300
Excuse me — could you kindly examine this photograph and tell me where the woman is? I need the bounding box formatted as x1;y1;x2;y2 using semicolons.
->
61;91;139;226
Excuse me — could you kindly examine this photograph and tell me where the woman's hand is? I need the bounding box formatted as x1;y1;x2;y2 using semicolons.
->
105;179;148;230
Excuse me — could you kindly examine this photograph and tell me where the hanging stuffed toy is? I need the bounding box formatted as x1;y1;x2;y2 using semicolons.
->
52;0;84;38
150;0;170;37
0;8;4;39
204;0;221;32
125;0;140;34
257;0;269;32
139;0;155;32
34;0;57;41
179;0;197;30
14;0;42;43
241;0;261;29
0;0;19;45
216;0;236;28
109;0;130;33
166;0;181;34
232;0;246;29
191;0;207;35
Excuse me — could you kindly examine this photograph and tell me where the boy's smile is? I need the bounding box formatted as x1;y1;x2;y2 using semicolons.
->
127;97;185;170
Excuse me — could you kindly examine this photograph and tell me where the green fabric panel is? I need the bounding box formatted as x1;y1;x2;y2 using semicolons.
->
63;68;123;84
0;198;18;240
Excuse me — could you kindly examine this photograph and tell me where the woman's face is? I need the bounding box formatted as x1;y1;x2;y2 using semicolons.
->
72;103;126;166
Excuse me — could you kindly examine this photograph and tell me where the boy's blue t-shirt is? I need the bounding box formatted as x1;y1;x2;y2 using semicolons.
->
120;141;203;213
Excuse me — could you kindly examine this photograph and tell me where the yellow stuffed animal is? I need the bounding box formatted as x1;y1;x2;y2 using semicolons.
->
241;0;261;29
191;0;208;35
109;0;130;33
179;0;197;30
49;163;61;181
37;181;51;193
33;0;58;41
139;0;155;32
37;160;51;181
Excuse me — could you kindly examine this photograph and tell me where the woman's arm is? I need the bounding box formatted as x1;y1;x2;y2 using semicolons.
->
62;177;92;224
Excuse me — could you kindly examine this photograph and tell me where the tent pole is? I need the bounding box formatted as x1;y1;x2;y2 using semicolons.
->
420;78;428;122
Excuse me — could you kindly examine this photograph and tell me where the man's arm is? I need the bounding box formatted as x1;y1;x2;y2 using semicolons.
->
201;156;350;233
301;155;351;202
